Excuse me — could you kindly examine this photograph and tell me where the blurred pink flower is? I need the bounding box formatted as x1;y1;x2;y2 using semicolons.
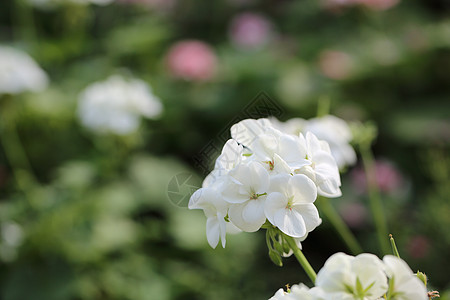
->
166;40;218;81
339;202;369;229
318;50;354;80
351;160;405;194
407;235;430;259
229;12;273;50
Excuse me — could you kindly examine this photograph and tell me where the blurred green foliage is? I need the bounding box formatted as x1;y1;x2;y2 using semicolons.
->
0;0;449;299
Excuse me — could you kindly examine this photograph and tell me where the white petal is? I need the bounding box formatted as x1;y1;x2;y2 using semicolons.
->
292;203;321;232
230;118;272;148
206;217;220;248
273;208;307;238
264;192;287;225
229;200;266;232
290;174;318;204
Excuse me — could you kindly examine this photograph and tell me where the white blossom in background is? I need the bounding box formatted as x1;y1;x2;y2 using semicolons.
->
0;222;24;262
189;117;342;248
383;255;427;300
77;75;163;135
0;46;48;95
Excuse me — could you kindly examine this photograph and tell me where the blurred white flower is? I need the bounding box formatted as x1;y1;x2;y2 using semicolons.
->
315;252;388;299
383;255;427;300
0;222;24;263
0;46;48;95
77;75;163;135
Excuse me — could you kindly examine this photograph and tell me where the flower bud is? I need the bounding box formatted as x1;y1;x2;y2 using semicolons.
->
416;271;427;287
269;250;283;267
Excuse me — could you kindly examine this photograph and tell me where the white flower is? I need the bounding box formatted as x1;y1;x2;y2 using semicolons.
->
188;187;228;248
383;255;427;300
230;118;273;149
302;115;356;169
0;46;48;95
203;139;246;188
251;127;310;175
269;284;315;300
269;117;307;136
270;115;356;169
223;161;270;232
232;119;310;175
77;75;163;135
296;132;342;198
265;174;320;238
315;252;388;300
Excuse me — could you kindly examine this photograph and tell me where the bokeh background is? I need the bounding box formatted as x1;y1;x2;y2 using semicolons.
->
0;0;449;299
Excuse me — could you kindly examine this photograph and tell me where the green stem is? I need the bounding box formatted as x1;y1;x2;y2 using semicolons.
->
13;0;37;43
317;197;363;255
360;144;390;255
317;96;331;117
0;103;38;191
389;234;400;258
284;235;317;284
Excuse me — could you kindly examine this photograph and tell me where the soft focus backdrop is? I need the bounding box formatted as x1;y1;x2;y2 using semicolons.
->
0;0;449;299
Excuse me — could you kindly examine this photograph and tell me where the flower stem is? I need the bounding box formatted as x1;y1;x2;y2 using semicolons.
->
0;101;37;191
284;235;317;284
317;197;363;255
360;144;390;255
389;234;400;258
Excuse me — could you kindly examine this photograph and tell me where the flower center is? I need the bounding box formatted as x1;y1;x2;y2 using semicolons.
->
264;160;275;171
285;196;294;210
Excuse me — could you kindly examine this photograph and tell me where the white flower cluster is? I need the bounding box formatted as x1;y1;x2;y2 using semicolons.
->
189;118;342;248
0;46;48;95
270;115;356;169
77;75;163;135
270;253;427;300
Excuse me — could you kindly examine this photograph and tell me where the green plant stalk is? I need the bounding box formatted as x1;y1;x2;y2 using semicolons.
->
0;106;37;191
360;144;390;255
389;234;400;258
284;235;317;284
317;197;363;255
13;0;37;43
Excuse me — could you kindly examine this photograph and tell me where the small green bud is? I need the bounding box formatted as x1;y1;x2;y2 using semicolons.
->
273;239;284;254
269;250;283;267
416;271;427;287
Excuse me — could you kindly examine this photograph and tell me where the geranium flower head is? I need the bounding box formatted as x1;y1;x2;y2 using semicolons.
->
166;40;218;81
